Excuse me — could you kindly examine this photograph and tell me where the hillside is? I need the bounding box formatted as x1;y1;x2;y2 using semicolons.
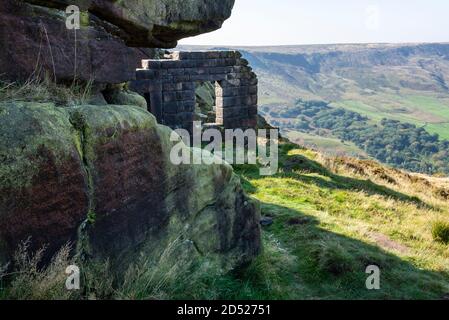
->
261;100;449;175
180;43;449;175
234;43;449;142
231;141;449;299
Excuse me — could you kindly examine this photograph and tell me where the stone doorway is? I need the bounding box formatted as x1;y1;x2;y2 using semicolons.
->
194;81;216;125
130;51;259;131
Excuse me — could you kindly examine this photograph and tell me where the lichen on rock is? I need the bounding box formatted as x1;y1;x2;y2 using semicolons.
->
0;102;261;272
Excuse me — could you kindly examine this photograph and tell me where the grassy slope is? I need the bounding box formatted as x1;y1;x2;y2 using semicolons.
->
285;130;368;158
231;142;449;299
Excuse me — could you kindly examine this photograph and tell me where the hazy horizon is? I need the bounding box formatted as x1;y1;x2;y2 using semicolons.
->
179;0;449;46
178;41;449;48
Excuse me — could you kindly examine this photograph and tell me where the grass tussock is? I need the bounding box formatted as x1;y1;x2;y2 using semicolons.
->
0;75;93;106
432;221;449;244
313;240;355;276
0;240;76;300
0;235;298;300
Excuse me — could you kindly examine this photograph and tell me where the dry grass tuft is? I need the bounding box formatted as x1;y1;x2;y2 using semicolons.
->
432;221;449;244
0;74;93;106
0;239;77;300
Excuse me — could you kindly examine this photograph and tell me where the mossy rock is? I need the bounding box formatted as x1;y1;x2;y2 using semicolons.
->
0;101;89;266
0;101;261;272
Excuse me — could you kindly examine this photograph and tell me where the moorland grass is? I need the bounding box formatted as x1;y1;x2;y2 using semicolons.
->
1;142;448;300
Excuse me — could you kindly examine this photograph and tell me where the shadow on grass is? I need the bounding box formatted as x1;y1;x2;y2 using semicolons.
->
241;199;449;300
235;143;429;208
229;144;448;299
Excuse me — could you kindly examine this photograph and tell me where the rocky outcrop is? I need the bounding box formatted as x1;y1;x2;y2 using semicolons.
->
0;0;235;84
0;102;261;270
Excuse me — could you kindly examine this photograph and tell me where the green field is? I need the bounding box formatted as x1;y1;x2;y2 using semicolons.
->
332;95;449;140
285;130;368;158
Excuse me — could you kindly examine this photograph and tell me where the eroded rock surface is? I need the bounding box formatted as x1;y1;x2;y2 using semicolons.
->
0;102;261;270
0;0;235;83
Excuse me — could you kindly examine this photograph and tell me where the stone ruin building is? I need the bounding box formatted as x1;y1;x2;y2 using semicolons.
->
130;51;258;131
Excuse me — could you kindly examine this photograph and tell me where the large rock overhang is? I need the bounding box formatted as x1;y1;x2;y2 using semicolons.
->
0;0;235;84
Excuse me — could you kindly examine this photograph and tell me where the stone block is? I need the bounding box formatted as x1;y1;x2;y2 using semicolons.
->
226;106;248;118
216;107;224;118
180;90;195;101
141;59;162;69
205;74;223;82
222;117;242;128
175;60;191;68
161;60;181;69
173;75;190;82
189;52;208;59
190;74;209;82
163;91;178;103
219;78;240;87
217;86;243;97
129;80;157;94
163;114;178;125
178;51;198;60
160;75;174;83
167;68;185;76
182;82;195;90
237;58;249;66
226;73;237;80
149;93;163;120
218;107;248;120
239;77;258;86
234;51;243;59
163;82;184;91
136;69;159;80
224;58;237;66
216;116;224;125
247;106;258;116
233;65;252;74
182;100;195;112
209;67;227;75
218;95;257;108
242;117;258;128
248;85;258;95
178;112;194;123
205;51;221;59
244;94;258;106
190;68;209;76
237;86;250;96
163;101;182;114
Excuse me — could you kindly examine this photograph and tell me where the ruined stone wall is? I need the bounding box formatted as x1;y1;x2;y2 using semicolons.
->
130;51;258;130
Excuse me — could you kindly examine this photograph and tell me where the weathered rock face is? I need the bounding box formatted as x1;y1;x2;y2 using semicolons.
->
0;0;235;84
0;103;89;264
0;102;261;270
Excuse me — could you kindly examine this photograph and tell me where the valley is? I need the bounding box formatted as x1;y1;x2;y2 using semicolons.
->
180;43;449;174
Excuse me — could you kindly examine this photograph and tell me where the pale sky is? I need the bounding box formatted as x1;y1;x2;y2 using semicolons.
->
179;0;449;46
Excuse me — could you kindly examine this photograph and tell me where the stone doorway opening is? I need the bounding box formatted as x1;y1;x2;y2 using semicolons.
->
195;81;218;126
130;51;258;131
